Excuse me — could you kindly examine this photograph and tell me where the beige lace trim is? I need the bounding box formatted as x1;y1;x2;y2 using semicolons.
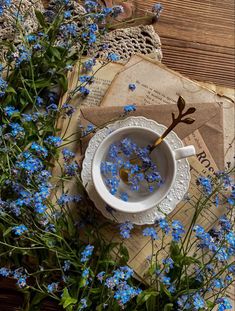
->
0;0;44;60
96;25;162;63
0;0;43;41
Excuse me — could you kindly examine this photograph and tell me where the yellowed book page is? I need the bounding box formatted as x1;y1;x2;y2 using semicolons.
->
52;60;124;197
100;55;231;109
61;60;123;145
80;62;124;107
114;157;224;273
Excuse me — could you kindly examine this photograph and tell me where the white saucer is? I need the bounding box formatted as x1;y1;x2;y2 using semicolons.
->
81;117;191;225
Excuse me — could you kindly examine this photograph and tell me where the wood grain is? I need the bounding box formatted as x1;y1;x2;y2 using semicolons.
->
133;0;235;87
0;278;62;311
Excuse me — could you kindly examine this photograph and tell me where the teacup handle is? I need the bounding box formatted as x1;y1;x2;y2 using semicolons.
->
174;145;196;160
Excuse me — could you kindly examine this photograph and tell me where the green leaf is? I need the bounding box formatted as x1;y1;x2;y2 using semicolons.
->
170;241;181;256
60;288;77;309
49;47;61;60
90;288;102;294
207;301;215;308
119;244;129;263
6;86;17;94
3;227;12;237
148;262;156;276
168;242;184;282
48;14;64;39
30;292;47;307
161;284;172;299
79;278;87;288
180;277;201;290
67;216;76;237
59;74;68;93
164;303;174;311
4;94;15;105
181;256;201;266
33;79;51;89
137;290;158;305
19;97;28;107
63;297;78;308
35;10;47;28
146;294;157;311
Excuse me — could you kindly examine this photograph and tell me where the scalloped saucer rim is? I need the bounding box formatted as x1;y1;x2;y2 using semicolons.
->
81;116;191;225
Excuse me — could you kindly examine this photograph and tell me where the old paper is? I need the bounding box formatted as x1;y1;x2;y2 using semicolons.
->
52;60;123;198
57;60;123;151
54;56;234;304
199;82;235;169
79;61;124;107
100;54;234;169
60;60;123;110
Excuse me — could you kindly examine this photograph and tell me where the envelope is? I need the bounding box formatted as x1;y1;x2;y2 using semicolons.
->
80;102;224;169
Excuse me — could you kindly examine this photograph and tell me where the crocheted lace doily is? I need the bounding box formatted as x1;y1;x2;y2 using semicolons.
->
96;25;162;62
0;0;44;60
45;0;86;19
45;1;162;62
0;0;43;40
1;1;162;63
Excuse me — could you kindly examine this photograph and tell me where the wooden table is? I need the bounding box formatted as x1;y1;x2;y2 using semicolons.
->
0;1;234;310
135;0;235;88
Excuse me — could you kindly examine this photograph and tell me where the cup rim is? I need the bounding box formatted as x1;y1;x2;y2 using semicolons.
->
91;126;177;213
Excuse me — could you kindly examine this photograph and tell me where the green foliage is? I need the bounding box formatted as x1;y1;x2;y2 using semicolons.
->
29;292;48;310
35;10;47;28
163;303;174;311
119;244;129;263
137;289;159;306
60;288;77;310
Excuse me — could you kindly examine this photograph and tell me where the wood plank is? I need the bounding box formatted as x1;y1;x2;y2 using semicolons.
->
133;0;234;87
160;37;235;87
135;0;235;43
0;278;62;310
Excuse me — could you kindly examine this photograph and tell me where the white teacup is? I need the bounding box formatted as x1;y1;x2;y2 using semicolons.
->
92;126;195;213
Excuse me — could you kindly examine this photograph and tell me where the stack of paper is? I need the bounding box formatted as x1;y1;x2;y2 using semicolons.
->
55;54;235;304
